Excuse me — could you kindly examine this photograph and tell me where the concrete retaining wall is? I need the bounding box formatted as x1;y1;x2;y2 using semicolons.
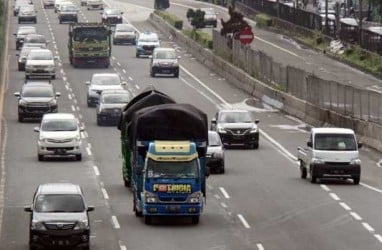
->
148;13;382;152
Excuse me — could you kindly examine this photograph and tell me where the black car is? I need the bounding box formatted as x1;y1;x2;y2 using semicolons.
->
96;89;131;126
14;81;60;122
24;183;94;250
211;109;260;149
150;47;180;77
101;8;123;25
206;131;225;173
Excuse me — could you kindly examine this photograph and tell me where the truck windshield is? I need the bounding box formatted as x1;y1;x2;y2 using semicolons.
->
73;27;108;42
314;133;357;151
146;158;199;178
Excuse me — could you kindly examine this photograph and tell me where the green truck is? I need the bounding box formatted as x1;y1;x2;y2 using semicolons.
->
68;23;111;68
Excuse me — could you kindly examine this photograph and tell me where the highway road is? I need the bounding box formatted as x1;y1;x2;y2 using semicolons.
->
1;0;382;249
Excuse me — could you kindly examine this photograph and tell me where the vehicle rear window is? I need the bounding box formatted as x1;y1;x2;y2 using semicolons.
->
155;51;176;59
208;133;221;146
22;87;54;97
28;51;52;60
92;75;120;85
34;194;85;213
314;133;357;151
103;94;130;103
42;119;78;131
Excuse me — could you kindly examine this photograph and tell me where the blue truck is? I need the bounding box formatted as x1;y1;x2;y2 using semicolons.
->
118;90;209;224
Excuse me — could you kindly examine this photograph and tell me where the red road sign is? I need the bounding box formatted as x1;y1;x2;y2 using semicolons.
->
239;27;254;45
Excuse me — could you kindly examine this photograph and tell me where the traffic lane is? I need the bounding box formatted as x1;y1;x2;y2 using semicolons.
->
220;139;382;250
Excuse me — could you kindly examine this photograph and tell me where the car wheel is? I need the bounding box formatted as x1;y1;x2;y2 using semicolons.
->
144;215;152;225
29;245;37;250
300;160;307;179
18;65;23;71
310;167;317;183
38;154;44;161
18;113;24;122
82;245;90;250
87;7;90;10
220;164;225;174
174;71;179;78
353;176;360;185
136;53;139;58
75;154;82;161
150;70;155;77
97;116;102;126
191;216;199;224
252;142;259;149
51;75;56;80
25;75;29;79
124;178;131;187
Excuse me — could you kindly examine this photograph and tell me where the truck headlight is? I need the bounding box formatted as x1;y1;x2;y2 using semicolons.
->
74;220;89;230
218;127;227;134
188;192;202;203
145;192;157;203
31;220;46;230
311;157;324;164
350;158;361;165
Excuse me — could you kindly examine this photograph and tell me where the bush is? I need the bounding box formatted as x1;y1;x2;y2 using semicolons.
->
183;29;213;49
255;13;272;28
154;10;183;30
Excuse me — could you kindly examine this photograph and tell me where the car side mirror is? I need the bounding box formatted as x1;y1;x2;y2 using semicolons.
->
24;205;32;212
121;81;127;85
34;127;40;132
211;118;216;124
358;142;363;149
56;92;61;97
86;81;90;85
148;55;153;59
14;92;20;97
87;206;95;212
307;141;312;147
255;119;260;124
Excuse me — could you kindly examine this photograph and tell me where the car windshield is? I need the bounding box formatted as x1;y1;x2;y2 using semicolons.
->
22;87;54;97
34;194;85;213
61;5;77;11
314;133;357;151
91;75;120;85
208;133;221;146
155;50;176;59
105;9;120;14
219;112;252;123
28;51;52;60
41;119;78;131
20;7;34;12
25;36;46;43
102;94;130;103
146;158;199;178
139;36;158;42
116;25;134;32
73;27;108;42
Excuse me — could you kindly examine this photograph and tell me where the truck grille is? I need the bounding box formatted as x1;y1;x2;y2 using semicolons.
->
226;128;250;135
47;138;73;143
44;222;75;230
78;47;103;52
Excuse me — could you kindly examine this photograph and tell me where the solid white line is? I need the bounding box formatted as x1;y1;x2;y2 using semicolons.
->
362;222;375;232
360;183;382;194
86;147;92;156
101;188;109;199
111;216;120;229
350;212;362;221
220;202;227;208
329;193;340;201
257;243;265;250
374;234;382;243
219;187;230;199
377;159;382;168
93;166;100;176
320;184;331;192
339;202;351;211
237;214;251;229
71;105;75;112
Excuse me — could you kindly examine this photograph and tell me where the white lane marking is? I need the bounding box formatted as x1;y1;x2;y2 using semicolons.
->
120;245;127;250
117;62;121;67
62;76;67;81
71;105;75;112
74;99;78;104
320;184;331;192
87;142;91;148
65;85;69;90
257;244;265;250
76;106;80;111
111;216;121;229
0;120;8;237
68;94;72;100
237;214;251;229
86;147;92;156
180;76;220;108
360;183;382;194
135;84;140;90
128;76;133;81
122;69;126;74
350;212;362;221
329;193;340;201
377;159;382;168
339;202;351;211
207;184;213;190
93;166;100;176
80;132;85;139
219;187;230;199
214;194;221;200
260;129;298;163
362;222;375;232
101;188;109;199
374;234;382;243
221;202;227;208
255;36;301;58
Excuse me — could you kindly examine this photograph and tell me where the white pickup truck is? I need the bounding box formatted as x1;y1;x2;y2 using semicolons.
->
297;127;362;184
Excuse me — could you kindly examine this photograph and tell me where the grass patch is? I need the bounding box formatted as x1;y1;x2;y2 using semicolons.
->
255;13;272;28
183;28;213;49
338;46;382;75
154;10;183;30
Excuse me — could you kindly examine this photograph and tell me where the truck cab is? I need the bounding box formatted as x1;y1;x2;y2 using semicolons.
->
134;141;204;225
298;128;362;184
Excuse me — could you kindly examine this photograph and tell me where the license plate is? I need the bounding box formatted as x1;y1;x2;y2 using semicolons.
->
56;149;66;154
167;205;180;213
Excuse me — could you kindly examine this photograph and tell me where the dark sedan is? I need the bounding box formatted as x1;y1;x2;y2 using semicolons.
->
207;131;225;173
96;89;131;125
211;109;260;149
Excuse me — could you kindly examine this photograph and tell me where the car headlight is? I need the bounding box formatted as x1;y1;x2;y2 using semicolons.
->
350;158;361;165
74;220;89;230
311;157;325;164
218;127;227;134
188;191;202;203
145;191;157;203
46;65;55;71
250;127;258;133
31;220;46;230
19;99;28;107
48;99;57;106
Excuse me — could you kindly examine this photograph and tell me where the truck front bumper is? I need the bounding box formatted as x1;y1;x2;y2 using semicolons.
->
311;163;361;178
143;203;202;216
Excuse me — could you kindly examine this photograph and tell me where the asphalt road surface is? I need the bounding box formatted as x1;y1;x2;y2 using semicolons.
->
1;0;382;249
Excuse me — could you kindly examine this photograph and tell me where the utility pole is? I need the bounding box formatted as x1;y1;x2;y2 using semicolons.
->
325;0;329;34
359;0;363;45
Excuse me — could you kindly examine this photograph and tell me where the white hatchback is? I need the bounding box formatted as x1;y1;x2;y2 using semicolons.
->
34;113;83;161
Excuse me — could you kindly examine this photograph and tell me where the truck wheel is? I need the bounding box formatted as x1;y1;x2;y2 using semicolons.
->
144;216;152;225
300;161;307;179
134;198;142;217
353;176;360;185
310;167;317;183
191;216;199;224
38;154;44;162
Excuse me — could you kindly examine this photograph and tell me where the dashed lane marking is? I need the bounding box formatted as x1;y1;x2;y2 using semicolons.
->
339;202;351;211
329;193;340;201
219;187;230;199
320;184;331;192
237;214;251;229
257;244;265;250
101;188;109;199
111;216;121;229
93;166;100;176
350;212;362;221
362;222;375;232
86;147;92;156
